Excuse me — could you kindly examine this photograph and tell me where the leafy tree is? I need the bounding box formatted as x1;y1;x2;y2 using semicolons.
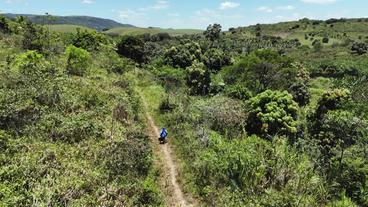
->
204;23;222;42
117;35;145;64
65;45;91;76
21;21;48;53
246;90;299;138
315;89;351;118
163;42;202;69
317;110;366;158
186;61;211;95
203;48;231;72
71;28;106;51
0;16;10;33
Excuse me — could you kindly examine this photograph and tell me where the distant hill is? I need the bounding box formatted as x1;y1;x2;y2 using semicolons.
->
3;13;134;31
231;18;368;46
105;27;203;36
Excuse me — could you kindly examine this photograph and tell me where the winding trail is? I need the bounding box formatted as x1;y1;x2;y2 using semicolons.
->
142;99;194;207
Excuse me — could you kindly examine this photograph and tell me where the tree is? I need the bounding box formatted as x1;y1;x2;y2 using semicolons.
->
186;61;211;95
117;35;145;64
0;16;10;33
246;90;299;138
163;42;202;69
203;48;231;72
204;23;222;42
65;45;91;76
72;28;106;51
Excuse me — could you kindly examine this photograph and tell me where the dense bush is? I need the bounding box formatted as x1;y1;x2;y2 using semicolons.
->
163;42;202;69
351;42;367;55
246;90;299;138
65;45;91;76
225;84;252;100
203;48;231;72
117;35;145;64
71;28;106;51
186;61;211;95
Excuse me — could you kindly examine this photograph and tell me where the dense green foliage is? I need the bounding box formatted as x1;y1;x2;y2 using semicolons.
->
0;16;163;206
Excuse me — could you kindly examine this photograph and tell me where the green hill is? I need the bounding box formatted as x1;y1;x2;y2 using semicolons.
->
47;24;94;33
4;13;134;31
105;27;203;36
232;18;368;46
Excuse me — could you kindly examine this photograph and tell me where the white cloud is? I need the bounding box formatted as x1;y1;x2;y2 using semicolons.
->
220;1;240;10
257;5;295;13
276;5;295;10
82;0;93;4
167;13;180;17
257;6;273;13
119;9;147;21
300;0;337;4
140;0;169;11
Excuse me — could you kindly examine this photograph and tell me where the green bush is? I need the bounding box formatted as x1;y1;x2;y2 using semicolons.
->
225;84;252;100
246;90;299;138
117;35;145;64
163;42;202;69
71;28;106;51
186;61;211;95
100;131;152;178
203;48;231;72
65;45;91;76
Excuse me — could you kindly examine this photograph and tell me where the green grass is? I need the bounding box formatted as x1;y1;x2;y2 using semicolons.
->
105;27;202;36
47;24;95;33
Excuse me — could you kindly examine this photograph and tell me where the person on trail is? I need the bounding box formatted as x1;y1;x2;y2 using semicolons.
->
159;128;168;143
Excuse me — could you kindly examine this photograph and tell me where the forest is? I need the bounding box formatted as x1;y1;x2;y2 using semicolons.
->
0;14;367;206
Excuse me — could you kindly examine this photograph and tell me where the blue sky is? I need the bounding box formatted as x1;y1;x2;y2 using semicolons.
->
0;0;367;29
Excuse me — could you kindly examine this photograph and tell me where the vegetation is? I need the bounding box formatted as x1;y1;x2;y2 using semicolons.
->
1;14;368;207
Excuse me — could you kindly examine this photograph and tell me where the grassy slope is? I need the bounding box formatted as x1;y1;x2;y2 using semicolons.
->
105;27;202;36
47;24;95;33
239;18;368;46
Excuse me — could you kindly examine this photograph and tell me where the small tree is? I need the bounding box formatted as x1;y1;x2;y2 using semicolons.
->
186;61;211;95
65;45;91;76
204;23;222;42
203;48;231;72
246;90;299;138
117;35;145;64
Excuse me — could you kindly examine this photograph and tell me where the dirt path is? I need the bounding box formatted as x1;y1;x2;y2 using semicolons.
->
142;100;193;207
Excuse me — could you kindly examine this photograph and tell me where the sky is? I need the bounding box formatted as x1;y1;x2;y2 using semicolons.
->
0;0;367;29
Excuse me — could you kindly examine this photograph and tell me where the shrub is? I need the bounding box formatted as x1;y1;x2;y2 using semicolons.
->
351;42;367;55
225;84;252;100
12;50;49;75
0;16;10;33
186;61;211;95
203;48;231;72
117;35;145;64
322;36;330;44
100;131;152;178
289;82;311;106
163;42;202;69
246;90;299;138
71;28;106;51
315;89;351;118
65;45;91;76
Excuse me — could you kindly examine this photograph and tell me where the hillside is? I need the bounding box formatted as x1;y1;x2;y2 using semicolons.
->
47;24;94;33
4;13;134;31
105;27;202;36
232;17;368;46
